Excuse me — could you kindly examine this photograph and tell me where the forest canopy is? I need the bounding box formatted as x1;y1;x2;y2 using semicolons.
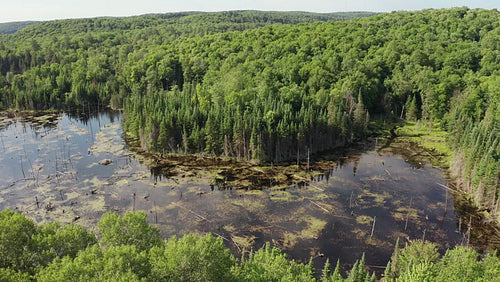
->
0;21;38;34
0;8;498;218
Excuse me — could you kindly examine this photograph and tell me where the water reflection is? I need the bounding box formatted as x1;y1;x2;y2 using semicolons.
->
0;111;466;268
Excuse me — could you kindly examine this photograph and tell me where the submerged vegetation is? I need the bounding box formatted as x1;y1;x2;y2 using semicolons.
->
0;209;499;281
0;8;497;211
0;109;470;271
0;6;499;275
393;122;452;168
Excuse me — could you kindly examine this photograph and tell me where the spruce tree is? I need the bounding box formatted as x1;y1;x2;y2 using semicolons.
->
353;89;367;137
407;95;418;121
321;258;332;281
332;259;344;281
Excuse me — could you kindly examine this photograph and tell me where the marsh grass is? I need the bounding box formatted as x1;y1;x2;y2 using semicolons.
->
394;122;452;168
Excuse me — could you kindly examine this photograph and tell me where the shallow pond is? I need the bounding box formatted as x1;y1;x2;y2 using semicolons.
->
0;111;465;268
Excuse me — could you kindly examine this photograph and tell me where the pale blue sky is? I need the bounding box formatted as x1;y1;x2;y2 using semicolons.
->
1;0;497;23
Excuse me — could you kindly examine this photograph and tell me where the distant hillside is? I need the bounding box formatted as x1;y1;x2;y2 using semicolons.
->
0;8;498;223
10;11;377;38
0;21;38;34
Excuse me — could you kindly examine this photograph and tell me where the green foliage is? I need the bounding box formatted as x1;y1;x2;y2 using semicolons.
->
2;8;498;168
384;241;500;282
33;222;97;266
0;268;31;282
330;260;344;281
98;211;161;251
353;91;368;136
346;253;375;282
446;78;500;211
235;243;315;281
0;209;96;275
406;95;419;121
9;11;375;39
0;209;37;272
383;240;440;281
478;251;500;282
321;258;332;281
396;262;436;282
0;8;499;278
0;21;38;34
37;244;150;281
383;260;393;282
1;210;500;281
150;234;235;281
396;240;440;276
383;237;399;281
435;247;484;282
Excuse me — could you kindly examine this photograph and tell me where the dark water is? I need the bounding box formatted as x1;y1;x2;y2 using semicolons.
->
0;111;464;268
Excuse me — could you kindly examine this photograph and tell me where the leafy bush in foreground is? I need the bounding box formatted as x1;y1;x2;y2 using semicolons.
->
0;209;499;281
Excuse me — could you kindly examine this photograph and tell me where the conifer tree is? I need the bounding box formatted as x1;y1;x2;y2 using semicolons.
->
321;258;332;281
331;259;344;281
407;95;418;121
353;89;367;137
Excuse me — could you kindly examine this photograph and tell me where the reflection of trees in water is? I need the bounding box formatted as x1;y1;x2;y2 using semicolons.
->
377;138;425;169
353;158;360;176
452;195;500;250
65;106;120;125
0;112;60;137
0;133;4;152
27;117;60;137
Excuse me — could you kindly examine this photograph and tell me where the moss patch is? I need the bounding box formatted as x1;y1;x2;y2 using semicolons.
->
282;216;327;248
270;190;302;202
356;215;374;225
394;122;452;168
232;234;256;250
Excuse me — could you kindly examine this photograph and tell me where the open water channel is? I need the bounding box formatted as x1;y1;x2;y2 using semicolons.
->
0;110;466;269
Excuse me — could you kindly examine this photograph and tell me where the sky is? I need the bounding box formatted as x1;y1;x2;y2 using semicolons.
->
0;0;497;23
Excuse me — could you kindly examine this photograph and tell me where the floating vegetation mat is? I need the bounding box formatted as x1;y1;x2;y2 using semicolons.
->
0;111;472;267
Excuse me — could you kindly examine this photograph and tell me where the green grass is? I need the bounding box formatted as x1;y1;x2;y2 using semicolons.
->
394;121;453;167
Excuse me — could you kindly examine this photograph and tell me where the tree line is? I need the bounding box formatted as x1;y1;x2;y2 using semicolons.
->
0;21;38;34
0;8;498;217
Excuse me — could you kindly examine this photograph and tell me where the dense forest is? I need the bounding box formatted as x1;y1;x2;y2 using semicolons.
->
1;209;499;281
10;11;376;38
0;8;497;221
0;21;38;34
0;8;500;220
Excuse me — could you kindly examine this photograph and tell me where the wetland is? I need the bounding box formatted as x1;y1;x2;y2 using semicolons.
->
0;110;478;268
